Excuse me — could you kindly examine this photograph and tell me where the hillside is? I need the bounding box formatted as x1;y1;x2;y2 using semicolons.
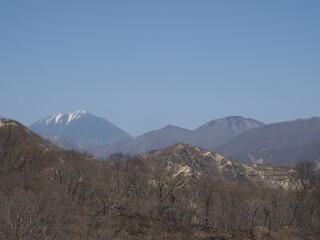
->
0;118;59;164
1;119;319;239
142;143;296;189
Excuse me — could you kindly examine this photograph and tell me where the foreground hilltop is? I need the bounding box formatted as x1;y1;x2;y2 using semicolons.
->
143;143;296;189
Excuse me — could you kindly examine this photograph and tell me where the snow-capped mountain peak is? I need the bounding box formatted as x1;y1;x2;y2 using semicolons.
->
29;110;132;147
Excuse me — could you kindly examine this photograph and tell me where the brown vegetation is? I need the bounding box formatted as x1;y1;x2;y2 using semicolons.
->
0;120;320;239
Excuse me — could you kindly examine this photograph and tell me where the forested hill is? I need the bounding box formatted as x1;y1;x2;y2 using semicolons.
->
1;119;319;239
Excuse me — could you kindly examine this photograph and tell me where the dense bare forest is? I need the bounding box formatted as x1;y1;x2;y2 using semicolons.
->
1;120;320;240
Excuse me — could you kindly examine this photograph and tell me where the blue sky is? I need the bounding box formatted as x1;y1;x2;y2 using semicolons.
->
1;1;320;136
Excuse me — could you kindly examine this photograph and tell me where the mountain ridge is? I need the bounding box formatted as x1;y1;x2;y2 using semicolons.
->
99;116;265;157
1;119;297;189
28;112;320;166
215;117;320;165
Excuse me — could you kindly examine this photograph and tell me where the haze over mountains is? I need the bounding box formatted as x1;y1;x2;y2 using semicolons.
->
216;117;320;165
27;110;320;166
101;116;265;157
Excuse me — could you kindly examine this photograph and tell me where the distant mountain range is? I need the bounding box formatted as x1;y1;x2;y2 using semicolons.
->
29;110;132;150
215;117;320;165
100;116;265;157
0;118;296;189
27;111;320;166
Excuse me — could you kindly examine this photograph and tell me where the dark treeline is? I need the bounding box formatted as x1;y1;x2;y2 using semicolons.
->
0;122;320;240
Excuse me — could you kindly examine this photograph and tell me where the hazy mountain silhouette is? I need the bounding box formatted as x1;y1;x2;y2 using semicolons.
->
29;110;132;149
100;116;265;157
189;116;265;149
215;117;320;165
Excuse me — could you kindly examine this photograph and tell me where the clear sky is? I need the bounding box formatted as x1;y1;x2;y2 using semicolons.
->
1;1;320;136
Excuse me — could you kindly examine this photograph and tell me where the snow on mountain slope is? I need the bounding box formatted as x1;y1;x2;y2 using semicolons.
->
38;110;88;126
29;110;132;147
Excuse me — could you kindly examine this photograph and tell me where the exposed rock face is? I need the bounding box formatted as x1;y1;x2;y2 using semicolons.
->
142;143;297;189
